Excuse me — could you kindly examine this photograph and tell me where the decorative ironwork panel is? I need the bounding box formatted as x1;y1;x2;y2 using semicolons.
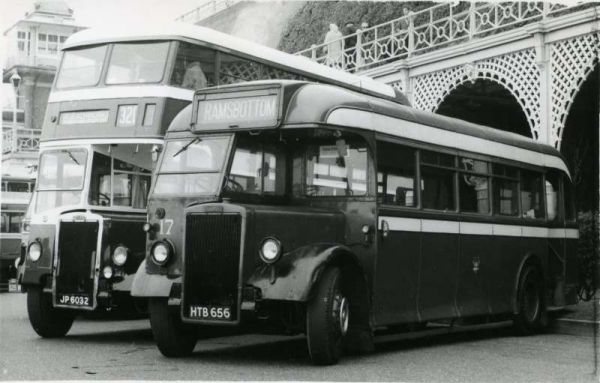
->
549;33;599;148
411;49;540;139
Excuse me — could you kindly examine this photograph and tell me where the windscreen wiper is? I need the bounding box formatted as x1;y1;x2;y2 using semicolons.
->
64;149;80;165
172;137;202;158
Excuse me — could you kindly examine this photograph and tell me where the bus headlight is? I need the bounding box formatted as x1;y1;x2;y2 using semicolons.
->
103;266;113;279
28;242;42;262
112;246;128;266
259;237;282;264
151;241;172;266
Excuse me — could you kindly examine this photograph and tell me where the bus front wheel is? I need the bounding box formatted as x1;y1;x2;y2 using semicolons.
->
149;298;196;357
27;286;75;338
306;267;349;365
514;265;545;334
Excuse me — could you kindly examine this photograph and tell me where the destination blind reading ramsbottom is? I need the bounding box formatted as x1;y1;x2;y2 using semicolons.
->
197;95;277;126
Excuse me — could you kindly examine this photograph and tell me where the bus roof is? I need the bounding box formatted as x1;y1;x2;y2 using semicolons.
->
172;81;569;175
63;23;406;105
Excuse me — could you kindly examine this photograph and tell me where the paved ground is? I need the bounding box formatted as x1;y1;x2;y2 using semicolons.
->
0;292;598;381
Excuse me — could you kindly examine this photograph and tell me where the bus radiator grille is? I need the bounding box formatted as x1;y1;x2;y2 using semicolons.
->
55;222;98;305
183;213;242;322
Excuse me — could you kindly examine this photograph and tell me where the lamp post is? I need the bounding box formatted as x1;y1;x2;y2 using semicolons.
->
10;71;21;152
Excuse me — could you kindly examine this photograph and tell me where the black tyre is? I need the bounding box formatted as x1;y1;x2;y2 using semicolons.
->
149;298;196;357
27;286;75;338
306;267;349;365
513;265;545;335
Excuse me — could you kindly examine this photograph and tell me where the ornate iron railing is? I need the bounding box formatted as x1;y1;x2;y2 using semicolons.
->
175;0;241;23
295;2;586;73
2;128;41;154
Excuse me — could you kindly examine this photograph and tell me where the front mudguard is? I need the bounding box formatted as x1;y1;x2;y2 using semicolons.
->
248;243;360;302
131;260;180;297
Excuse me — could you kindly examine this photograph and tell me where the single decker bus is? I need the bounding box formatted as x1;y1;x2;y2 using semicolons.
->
132;80;578;365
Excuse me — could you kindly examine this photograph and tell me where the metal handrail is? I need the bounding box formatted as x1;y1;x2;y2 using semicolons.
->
295;2;586;73
2;128;41;154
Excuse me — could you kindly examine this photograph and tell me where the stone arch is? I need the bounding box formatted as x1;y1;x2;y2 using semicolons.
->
550;33;599;149
411;48;540;139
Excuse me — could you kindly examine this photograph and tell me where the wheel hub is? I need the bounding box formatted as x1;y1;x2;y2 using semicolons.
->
337;295;349;336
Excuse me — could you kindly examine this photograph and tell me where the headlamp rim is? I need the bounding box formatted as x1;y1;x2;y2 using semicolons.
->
259;237;282;264
151;240;173;266
112;245;129;266
28;241;42;262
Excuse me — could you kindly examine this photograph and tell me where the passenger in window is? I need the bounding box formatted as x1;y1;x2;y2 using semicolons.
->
182;61;207;89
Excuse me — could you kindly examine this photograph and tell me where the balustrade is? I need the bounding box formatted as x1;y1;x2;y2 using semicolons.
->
295;2;586;73
2;128;41;154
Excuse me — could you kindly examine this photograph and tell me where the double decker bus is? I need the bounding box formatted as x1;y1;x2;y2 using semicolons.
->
1;177;34;290
18;23;407;338
132;80;578;365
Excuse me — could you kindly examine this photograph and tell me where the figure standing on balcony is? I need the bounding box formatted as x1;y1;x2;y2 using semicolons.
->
343;21;357;70
357;21;372;67
323;23;343;69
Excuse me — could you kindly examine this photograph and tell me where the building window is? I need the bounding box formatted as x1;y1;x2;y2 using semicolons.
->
48;34;58;54
17;31;28;52
38;33;65;55
1;211;24;233
38;33;47;53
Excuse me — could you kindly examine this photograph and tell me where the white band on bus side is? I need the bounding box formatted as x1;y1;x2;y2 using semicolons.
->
327;108;570;176
48;85;194;103
379;216;579;239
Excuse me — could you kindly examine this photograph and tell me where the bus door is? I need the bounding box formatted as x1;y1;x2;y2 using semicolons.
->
373;142;420;325
416;150;460;321
455;157;492;317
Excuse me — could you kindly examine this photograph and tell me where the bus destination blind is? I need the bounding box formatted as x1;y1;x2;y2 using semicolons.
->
195;95;278;130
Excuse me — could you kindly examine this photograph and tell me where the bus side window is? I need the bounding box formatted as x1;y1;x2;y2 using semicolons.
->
171;42;216;88
520;170;545;219
492;164;519;217
229;142;286;195
420;150;456;211
563;176;577;222
459;157;490;214
545;170;560;222
376;141;417;207
89;152;112;206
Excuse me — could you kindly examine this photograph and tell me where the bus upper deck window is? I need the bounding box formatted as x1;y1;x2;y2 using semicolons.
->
171;42;216;88
106;42;170;84
56;45;107;89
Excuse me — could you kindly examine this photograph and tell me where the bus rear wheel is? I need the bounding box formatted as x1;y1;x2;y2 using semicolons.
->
149;298;196;357
514;265;545;335
306;267;349;365
27;286;75;338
